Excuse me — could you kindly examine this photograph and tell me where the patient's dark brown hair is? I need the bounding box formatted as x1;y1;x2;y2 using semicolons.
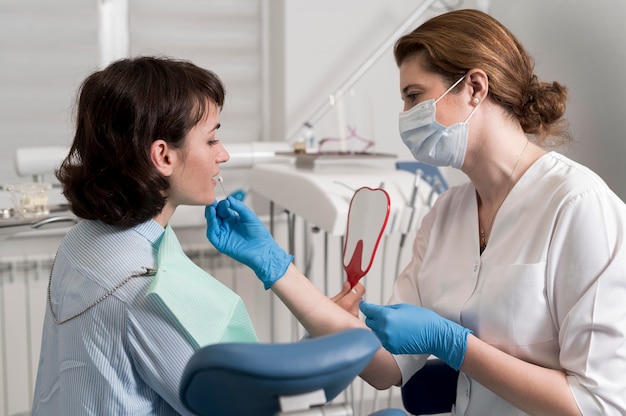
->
57;56;225;228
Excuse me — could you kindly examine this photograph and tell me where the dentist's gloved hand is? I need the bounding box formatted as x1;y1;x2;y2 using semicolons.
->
359;301;473;371
205;196;294;289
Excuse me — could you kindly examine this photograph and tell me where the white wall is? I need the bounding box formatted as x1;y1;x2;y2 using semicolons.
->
282;0;626;200
4;1;624;197
489;0;626;199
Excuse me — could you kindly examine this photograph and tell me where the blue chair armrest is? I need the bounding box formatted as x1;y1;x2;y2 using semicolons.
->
180;328;381;416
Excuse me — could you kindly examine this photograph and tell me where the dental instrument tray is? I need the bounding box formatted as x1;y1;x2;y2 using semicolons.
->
0;203;76;238
276;151;396;170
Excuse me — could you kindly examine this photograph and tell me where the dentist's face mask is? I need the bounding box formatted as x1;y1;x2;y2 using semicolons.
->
399;74;479;169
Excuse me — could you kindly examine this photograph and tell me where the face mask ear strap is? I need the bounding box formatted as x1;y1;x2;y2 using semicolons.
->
464;100;481;123
434;74;467;104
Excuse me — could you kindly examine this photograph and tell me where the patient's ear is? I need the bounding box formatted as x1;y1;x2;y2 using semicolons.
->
150;139;175;177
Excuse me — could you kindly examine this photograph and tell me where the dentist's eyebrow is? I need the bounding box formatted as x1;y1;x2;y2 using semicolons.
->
401;83;424;98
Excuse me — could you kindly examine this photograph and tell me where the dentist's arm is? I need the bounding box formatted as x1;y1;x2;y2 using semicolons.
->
205;197;402;389
360;302;581;416
461;336;581;416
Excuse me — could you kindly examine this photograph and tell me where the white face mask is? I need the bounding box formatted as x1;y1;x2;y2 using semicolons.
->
398;74;479;169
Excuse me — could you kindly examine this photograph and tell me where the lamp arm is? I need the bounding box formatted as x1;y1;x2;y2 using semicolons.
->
288;0;440;144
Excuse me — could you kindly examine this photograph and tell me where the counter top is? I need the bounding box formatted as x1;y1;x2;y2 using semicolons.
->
0;204;77;241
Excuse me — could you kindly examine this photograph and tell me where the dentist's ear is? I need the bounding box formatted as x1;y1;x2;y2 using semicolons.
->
466;69;489;104
150;139;176;176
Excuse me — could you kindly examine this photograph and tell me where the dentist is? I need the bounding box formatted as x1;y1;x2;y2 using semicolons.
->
208;9;626;416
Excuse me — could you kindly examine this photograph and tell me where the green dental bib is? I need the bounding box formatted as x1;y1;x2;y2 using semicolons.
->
146;225;258;349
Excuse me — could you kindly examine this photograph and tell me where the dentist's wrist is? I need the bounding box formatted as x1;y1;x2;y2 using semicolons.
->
255;244;294;290
439;322;473;371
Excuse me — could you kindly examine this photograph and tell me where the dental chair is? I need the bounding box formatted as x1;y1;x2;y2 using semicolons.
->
400;358;458;415
179;328;407;416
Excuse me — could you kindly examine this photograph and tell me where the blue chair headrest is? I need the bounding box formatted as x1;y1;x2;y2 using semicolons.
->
180;328;381;416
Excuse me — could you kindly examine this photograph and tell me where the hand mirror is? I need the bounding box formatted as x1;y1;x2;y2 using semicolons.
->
343;186;390;288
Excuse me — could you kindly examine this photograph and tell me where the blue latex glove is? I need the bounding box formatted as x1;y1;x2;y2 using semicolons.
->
359;301;472;371
205;196;294;289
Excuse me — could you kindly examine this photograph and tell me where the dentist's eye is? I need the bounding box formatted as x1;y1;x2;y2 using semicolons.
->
407;93;423;104
402;92;420;106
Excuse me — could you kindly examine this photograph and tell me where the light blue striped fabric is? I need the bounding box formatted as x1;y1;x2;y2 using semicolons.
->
32;219;232;415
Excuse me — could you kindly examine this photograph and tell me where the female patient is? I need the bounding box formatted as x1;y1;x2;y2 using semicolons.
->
32;56;362;415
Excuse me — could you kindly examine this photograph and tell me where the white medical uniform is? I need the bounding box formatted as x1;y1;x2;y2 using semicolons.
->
391;152;626;415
